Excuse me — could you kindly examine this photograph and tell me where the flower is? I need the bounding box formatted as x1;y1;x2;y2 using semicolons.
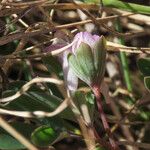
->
45;31;106;91
68;32;106;88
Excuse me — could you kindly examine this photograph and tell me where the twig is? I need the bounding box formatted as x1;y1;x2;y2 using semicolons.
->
0;77;63;103
118;140;150;149
111;95;144;133
3;0;50;7
0;41;150;62
0;39;77;60
0;12;134;46
110;98;138;150
107;41;150;54
71;0;133;37
0;98;69;118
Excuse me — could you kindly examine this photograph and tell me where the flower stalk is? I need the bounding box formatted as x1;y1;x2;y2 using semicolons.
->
92;85;119;150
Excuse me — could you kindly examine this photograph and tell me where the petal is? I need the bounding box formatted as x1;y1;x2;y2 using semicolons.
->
93;34;100;41
67;68;78;91
63;51;78;91
72;32;100;53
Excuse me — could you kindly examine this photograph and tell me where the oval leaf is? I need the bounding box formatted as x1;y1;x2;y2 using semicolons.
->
31;126;59;147
0;134;25;150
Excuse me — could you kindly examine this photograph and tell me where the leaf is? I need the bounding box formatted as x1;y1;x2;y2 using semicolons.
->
144;77;150;92
31;126;60;147
138;58;150;76
83;0;99;4
81;0;150;15
0;122;36;150
0;134;25;150
2;84;75;120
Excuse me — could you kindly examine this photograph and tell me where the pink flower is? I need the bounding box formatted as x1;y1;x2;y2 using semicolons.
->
69;32;106;89
45;31;106;91
72;32;100;54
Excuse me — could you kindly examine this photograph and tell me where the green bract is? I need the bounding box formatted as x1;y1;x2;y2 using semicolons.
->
68;36;106;87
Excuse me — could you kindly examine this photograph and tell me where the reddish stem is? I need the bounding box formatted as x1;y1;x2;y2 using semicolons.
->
94;128;112;150
92;85;119;150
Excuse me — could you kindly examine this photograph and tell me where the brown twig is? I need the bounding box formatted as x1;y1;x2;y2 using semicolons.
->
0;98;69;118
0;12;134;46
0;77;63;103
71;0;133;37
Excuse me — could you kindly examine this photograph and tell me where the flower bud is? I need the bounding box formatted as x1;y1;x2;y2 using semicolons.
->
68;32;106;88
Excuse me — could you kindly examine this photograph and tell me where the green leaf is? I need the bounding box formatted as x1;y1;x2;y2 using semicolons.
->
103;0;150;15
84;0;99;4
0;134;25;150
144;77;150;92
81;0;150;15
31;126;60;147
138;58;150;76
0;122;36;150
93;36;106;85
2;87;75;122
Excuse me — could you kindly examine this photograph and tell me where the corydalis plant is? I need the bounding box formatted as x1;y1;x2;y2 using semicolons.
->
68;32;119;150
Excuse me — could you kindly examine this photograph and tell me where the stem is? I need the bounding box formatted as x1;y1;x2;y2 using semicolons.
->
93;86;119;150
94;128;112;150
68;97;96;150
115;19;134;103
77;116;96;150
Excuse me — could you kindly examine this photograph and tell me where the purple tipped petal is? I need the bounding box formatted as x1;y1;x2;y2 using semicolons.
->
93;34;100;41
72;32;100;53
